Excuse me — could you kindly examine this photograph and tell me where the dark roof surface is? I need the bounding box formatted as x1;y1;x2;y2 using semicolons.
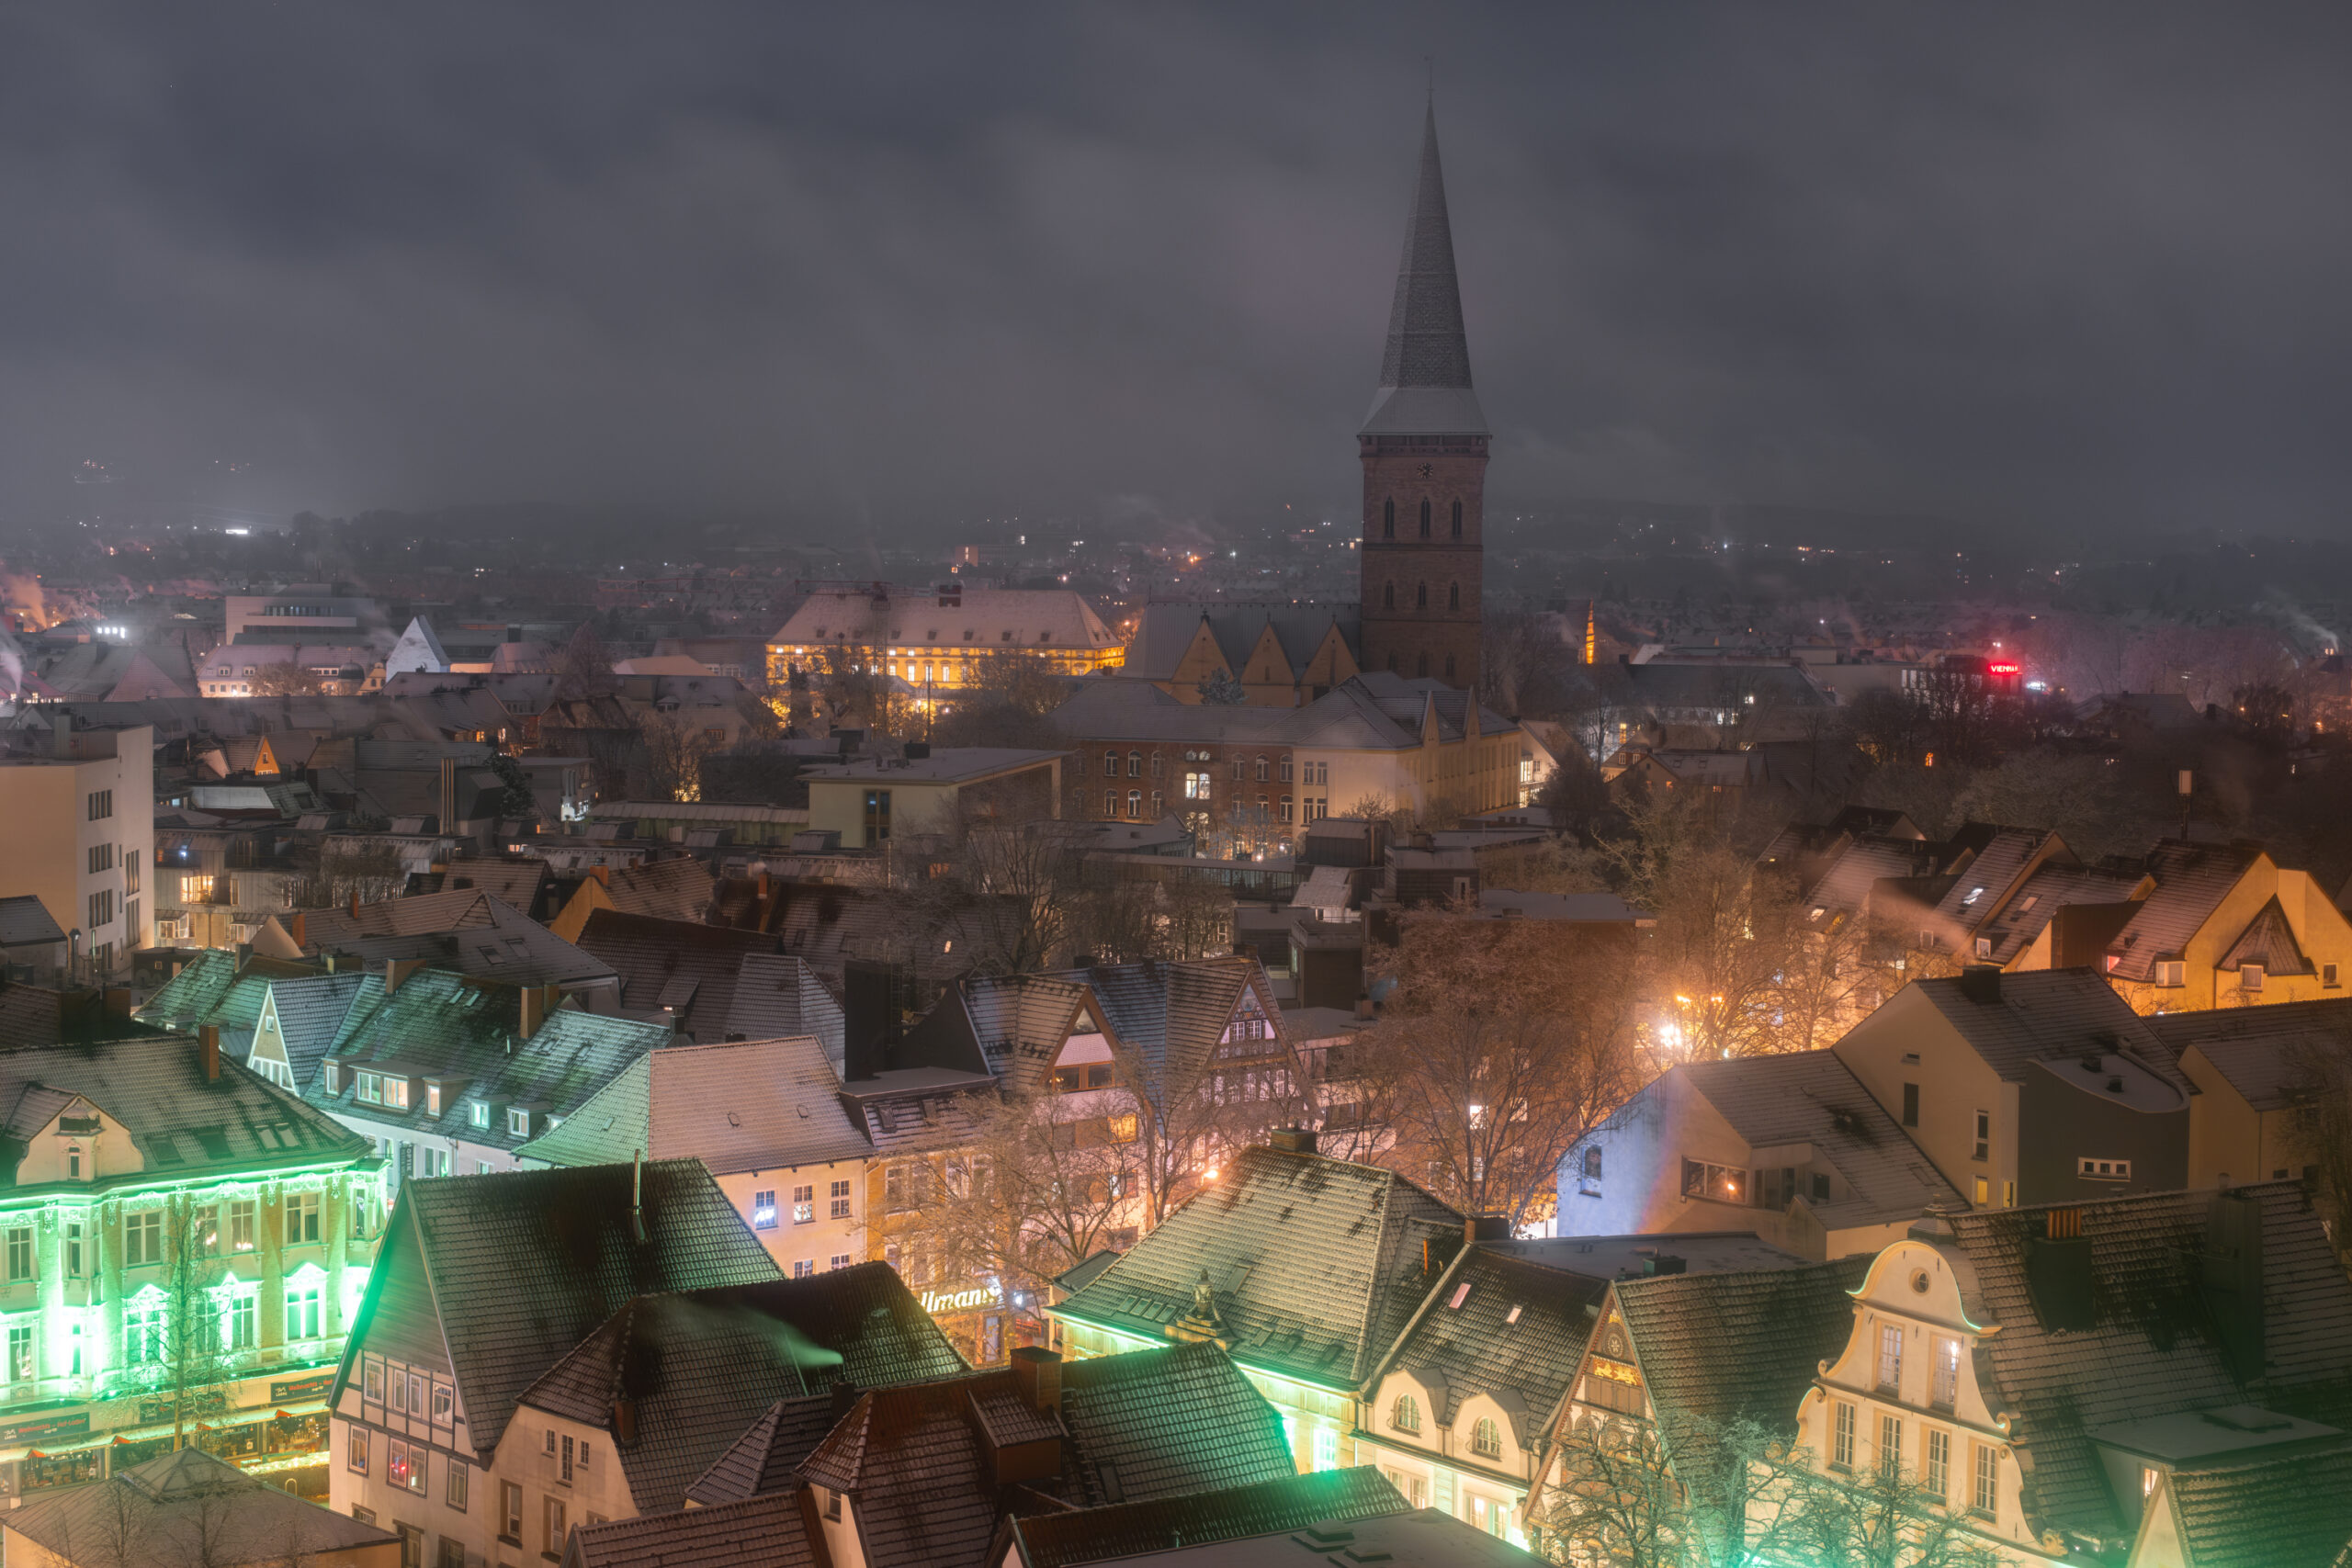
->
1951;1183;2352;1543
2151;998;2352;1111
1057;1145;1464;1388
1056;1340;1297;1507
1003;1467;1407;1568
516;1034;873;1172
2108;840;2266;981
363;1160;783;1461
0;1035;368;1192
574;908;778;1038
521;1265;966;1514
1676;1051;1962;1228
564;1492;819;1568
2163;1446;2352;1568
1903;968;2188;1091
684;1393;839;1506
1362;1247;1605;1438
0;895;65;947
6;1444;397;1565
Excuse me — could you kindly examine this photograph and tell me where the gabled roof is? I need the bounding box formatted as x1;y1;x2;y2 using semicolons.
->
1049;675;1515;753
1056;1145;1464;1389
2107;840;2267;982
722;954;845;1062
1361;1247;1608;1438
599;857;722;922
2219;896;2315;976
309;968;674;1147
520;1266;965;1515
1612;1256;1871;1479
431;859;552;916
1949;1183;2352;1543
305;893;614;988
574;908;782;1039
137;947;250;1026
344;1160;783;1461
2158;1445;2352;1568
1898;968;2187;1091
0;895;64;948
516;1036;873;1172
6;1444;396;1566
0;1035;369;1193
684;1393;840;1505
1676;1051;1962;1229
1125;602;1362;685
2150;998;2352;1111
1056;1338;1296;1507
801;1342;1295;1568
565;1492;820;1568
1968;860;2148;966
1000;1467;1408;1568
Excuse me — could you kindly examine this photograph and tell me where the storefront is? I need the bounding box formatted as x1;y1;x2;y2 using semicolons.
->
1;1370;335;1504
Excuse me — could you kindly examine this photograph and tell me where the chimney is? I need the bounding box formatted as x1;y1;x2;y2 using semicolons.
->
1642;1254;1688;1277
842;960;901;1083
1269;1127;1318;1156
439;755;458;833
2202;1190;2266;1379
610;1397;637;1445
1465;1214;1510;1245
103;987;132;1020
1958;965;2003;1005
198;1024;220;1082
630;1148;649;1244
757;871;772;902
1009;1347;1062;1413
590;864;610;888
384;957;426;997
347;890;360;919
290;911;307;950
519;984;559;1039
51;713;71;759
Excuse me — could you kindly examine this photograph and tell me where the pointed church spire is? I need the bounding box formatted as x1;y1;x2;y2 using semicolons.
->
1362;104;1487;436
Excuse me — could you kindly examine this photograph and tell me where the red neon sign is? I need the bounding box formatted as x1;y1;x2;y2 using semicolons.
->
1987;662;2020;676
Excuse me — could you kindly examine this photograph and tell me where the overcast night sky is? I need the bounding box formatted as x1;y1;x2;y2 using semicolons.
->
5;5;2351;541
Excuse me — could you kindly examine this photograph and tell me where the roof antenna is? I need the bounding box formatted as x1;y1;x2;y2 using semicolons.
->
630;1147;648;1244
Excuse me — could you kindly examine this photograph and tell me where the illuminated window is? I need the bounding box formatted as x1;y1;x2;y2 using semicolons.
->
1832;1402;1855;1469
1973;1443;1999;1514
1876;1324;1903;1392
1933;1337;1961;1408
752;1190;778;1230
285;1192;319;1245
1679;1159;1743;1203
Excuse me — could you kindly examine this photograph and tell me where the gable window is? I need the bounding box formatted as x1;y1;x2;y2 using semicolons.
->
752;1190;778;1230
1470;1417;1502;1460
1933;1336;1961;1408
1832;1401;1855;1469
1876;1324;1903;1393
830;1179;853;1219
425;1083;442;1116
1391;1393;1419;1433
2241;964;2264;992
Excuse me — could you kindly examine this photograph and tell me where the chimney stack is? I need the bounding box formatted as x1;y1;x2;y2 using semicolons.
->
1269;1127;1318;1156
1466;1214;1510;1245
1959;965;2003;1005
198;1023;220;1082
347;890;360;919
519;984;559;1039
630;1148;649;1244
290;911;307;950
439;755;458;834
610;1398;637;1445
384;958;422;998
1010;1347;1062;1413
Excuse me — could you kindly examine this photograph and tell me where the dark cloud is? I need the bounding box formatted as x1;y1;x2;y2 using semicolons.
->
4;3;2350;538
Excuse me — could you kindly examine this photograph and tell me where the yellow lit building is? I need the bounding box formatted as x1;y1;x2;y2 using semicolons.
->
767;582;1124;696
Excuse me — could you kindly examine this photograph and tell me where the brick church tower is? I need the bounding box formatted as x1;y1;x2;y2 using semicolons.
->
1359;104;1486;693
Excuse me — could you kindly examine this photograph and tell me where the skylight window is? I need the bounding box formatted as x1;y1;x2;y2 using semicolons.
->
1504;1304;1523;1325
1447;1282;1472;1310
1962;886;1984;906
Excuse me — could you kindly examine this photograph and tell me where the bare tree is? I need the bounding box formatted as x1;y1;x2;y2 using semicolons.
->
1756;1458;2003;1568
921;1094;1138;1311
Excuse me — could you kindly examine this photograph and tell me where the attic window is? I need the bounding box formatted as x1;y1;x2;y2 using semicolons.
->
1447;1281;1472;1310
1504;1304;1522;1325
1962;886;1985;906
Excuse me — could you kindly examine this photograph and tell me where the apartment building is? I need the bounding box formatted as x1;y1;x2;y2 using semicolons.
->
0;1033;376;1506
0;719;153;976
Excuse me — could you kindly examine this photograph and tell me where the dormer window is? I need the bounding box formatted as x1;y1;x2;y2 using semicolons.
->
322;1063;340;1095
425;1084;442;1116
469;1102;491;1129
508;1108;532;1137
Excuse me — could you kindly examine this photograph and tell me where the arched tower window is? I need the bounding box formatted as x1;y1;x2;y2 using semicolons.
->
1451;500;1463;538
1449;582;1460;610
1416;653;1430;678
1444;653;1456;679
1417;582;1428;609
1419;499;1431;537
1383;582;1396;610
1387;653;1398;671
1383;499;1395;539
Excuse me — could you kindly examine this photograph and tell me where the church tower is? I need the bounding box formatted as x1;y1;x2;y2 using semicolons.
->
1359;103;1486;693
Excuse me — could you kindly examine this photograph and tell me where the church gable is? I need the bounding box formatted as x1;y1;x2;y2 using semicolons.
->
1168;619;1236;701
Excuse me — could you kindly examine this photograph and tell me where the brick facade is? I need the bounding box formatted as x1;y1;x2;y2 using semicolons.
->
1357;434;1486;693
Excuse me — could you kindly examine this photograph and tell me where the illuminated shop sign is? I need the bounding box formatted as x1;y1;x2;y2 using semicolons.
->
920;1286;1000;1314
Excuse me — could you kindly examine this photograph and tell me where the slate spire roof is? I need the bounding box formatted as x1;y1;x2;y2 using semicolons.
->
1363;105;1487;437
